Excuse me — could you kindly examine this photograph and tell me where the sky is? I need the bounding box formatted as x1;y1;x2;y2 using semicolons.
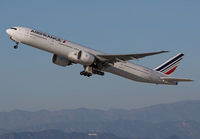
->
0;0;199;111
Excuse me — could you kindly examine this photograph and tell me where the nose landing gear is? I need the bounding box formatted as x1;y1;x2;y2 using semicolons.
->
14;42;19;49
9;37;19;49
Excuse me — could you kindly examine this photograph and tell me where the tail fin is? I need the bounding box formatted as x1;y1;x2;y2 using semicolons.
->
154;53;184;75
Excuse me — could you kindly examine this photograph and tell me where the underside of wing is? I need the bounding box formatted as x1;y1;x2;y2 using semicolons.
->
161;77;193;82
96;51;168;63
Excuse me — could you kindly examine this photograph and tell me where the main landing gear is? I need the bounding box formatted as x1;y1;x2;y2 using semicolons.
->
80;71;92;77
80;66;104;77
93;70;104;76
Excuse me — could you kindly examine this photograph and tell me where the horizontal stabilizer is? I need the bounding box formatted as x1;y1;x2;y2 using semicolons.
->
161;77;193;82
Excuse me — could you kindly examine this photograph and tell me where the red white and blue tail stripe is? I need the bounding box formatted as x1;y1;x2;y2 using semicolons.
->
154;53;184;75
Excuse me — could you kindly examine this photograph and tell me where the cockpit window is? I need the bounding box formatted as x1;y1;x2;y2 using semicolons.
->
11;27;17;30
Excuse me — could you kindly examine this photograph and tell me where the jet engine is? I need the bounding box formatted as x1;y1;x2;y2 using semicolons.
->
68;51;95;66
78;51;95;66
52;54;72;67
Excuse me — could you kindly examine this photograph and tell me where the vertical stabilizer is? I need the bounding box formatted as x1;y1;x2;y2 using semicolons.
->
154;53;184;75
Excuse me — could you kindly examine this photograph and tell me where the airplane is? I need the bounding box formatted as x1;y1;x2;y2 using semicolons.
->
6;26;193;85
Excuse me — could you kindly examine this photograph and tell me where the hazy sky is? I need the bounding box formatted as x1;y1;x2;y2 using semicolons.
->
0;0;199;111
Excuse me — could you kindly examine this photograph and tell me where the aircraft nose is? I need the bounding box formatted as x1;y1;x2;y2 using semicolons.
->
6;29;11;36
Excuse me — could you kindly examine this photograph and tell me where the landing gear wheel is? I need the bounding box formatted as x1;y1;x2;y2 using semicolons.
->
80;71;92;77
14;45;18;49
13;42;19;49
87;73;92;77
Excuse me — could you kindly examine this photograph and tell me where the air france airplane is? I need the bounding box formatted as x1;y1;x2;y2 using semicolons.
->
6;27;193;85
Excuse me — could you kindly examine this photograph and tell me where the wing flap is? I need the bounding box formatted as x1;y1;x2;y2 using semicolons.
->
161;77;193;82
96;51;168;63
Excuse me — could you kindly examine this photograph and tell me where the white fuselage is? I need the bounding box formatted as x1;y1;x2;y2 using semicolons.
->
6;27;171;85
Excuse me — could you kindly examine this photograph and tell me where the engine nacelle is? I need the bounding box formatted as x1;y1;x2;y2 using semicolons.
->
78;51;95;66
52;54;72;67
68;51;95;66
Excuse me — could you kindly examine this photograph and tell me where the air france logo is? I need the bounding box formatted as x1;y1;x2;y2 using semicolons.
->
31;30;66;43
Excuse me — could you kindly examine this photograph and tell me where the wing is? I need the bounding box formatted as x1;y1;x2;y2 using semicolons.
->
161;77;193;82
96;51;168;63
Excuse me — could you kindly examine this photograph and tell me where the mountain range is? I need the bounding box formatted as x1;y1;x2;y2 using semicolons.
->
0;129;183;139
0;100;200;139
